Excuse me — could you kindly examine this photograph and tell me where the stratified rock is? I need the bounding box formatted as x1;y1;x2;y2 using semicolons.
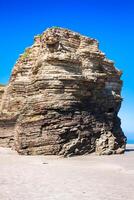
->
0;27;126;156
0;85;14;147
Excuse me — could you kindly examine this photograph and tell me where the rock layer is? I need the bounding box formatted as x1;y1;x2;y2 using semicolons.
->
0;27;126;156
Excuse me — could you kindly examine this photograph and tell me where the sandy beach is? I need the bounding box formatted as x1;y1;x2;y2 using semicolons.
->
0;145;134;200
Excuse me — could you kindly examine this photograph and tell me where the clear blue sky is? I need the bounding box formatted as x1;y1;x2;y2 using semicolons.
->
0;0;134;142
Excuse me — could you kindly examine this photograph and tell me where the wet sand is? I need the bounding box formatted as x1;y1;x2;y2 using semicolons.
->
0;145;134;200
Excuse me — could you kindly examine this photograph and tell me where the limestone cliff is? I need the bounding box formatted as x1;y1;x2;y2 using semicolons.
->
0;27;126;156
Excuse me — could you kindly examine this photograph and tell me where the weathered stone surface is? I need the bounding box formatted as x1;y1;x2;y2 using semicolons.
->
0;27;126;156
0;85;15;147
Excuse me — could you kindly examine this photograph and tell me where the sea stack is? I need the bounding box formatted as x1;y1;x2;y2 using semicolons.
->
0;27;126;156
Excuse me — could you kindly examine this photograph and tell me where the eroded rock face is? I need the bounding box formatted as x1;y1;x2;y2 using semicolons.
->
0;27;126;156
0;85;15;147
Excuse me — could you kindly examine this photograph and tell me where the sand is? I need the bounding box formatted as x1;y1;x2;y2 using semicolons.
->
0;145;134;200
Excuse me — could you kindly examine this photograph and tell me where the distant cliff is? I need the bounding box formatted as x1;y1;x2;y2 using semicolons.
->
0;27;126;156
0;85;5;101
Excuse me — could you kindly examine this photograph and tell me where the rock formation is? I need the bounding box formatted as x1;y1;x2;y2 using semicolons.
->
0;84;15;147
0;27;126;156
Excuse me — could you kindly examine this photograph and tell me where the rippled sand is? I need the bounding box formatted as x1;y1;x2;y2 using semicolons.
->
0;145;134;200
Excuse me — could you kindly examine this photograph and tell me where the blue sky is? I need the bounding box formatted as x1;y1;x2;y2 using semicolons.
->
0;0;134;141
